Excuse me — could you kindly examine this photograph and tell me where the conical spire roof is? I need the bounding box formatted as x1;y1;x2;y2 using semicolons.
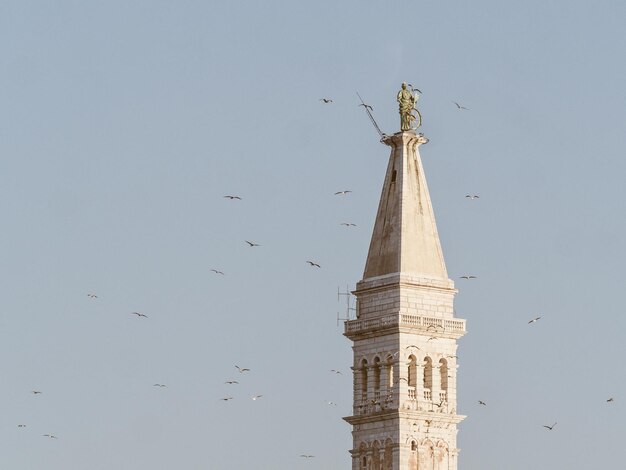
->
363;131;448;281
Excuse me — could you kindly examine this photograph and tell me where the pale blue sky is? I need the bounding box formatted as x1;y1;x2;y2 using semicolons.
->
1;1;626;469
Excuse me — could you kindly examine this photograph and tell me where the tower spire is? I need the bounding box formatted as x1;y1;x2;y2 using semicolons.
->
363;131;448;281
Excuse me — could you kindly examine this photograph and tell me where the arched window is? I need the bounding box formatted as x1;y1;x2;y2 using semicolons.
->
372;441;381;469
359;442;368;470
439;358;448;393
407;355;417;387
386;354;394;390
383;439;393;470
373;357;381;394
361;359;368;402
423;357;433;400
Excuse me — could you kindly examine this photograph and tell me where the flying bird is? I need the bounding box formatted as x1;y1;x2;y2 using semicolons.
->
427;337;438;341
340;223;357;227
358;103;373;111
334;190;352;195
18;424;26;428
153;384;167;387
43;434;58;439
319;98;333;103
465;194;479;199
528;316;541;324
543;422;557;430
454;101;469;110
31;390;42;395
131;312;148;318
300;454;315;458
331;369;342;375
326;401;337;406
251;395;263;400
478;400;487;406
459;275;477;280
306;261;321;268
211;269;225;275
225;380;239;385
607;397;615;403
245;240;260;247
407;84;422;93
87;293;98;298
220;396;234;401
223;195;242;200
405;345;421;350
235;365;250;373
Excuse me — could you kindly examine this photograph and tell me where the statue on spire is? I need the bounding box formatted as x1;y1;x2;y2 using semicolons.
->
397;82;422;131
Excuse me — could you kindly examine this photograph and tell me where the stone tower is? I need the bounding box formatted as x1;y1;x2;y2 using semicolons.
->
344;129;466;469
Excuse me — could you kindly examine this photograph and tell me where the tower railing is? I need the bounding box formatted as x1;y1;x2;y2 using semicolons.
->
345;313;465;335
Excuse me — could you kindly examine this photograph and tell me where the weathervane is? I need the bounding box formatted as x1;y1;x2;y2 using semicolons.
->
397;82;422;131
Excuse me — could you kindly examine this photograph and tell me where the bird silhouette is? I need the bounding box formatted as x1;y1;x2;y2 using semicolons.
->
465;194;479;199
211;269;225;275
319;98;333;103
87;293;98;298
459;275;477;280
31;390;42;395
245;240;260;247
251;395;263;400
478;400;487;406
131;312;148;318
358;103;373;111
223;195;242;200
43;434;58;439
407;84;422;93
220;396;234;401
225;380;239;385
153;384;166;387
543;422;557;430
306;261;321;268
331;369;342;375
607;397;615;403
454;101;469;110
340;222;357;227
528;316;541;324
300;454;315;458
334;190;352;195
235;365;250;373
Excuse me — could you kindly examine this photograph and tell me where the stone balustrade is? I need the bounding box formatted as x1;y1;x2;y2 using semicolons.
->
344;313;466;336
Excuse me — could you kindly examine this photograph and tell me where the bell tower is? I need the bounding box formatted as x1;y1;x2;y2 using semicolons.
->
344;89;466;469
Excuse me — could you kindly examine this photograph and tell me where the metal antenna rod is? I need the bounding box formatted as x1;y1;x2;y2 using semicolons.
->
356;92;386;141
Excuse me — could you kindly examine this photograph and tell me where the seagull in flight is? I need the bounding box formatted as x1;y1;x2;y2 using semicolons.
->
251;395;263;401
465;194;479;199
528;316;541;324
245;240;261;247
43;434;58;439
220;396;234;401
32;390;42;395
340;222;357;227
306;261;321;268
427;337;438;341
334;190;352;195
405;345;421;350
542;422;557;430
358;103;373;111
319;98;333;103
454;101;469;110
235;365;250;373
478;400;487;406
300;454;315;458
223;195;242;200
326;401;337;406
131;312;148;318
607;397;614;403
459;275;477;280
18;424;26;428
153;384;167;387
331;369;342;375
225;380;239;385
407;84;422;93
87;293;98;298
211;269;225;275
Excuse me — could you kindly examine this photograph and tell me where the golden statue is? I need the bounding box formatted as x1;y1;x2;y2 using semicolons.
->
397;83;422;131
